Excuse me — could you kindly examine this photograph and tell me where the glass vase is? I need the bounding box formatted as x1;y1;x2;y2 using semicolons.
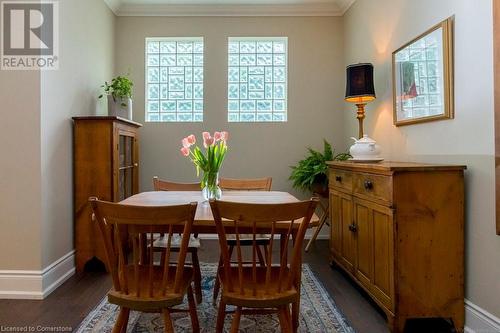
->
201;171;222;200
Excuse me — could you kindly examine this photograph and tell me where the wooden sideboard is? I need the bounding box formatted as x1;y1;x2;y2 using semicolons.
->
327;161;466;332
73;116;141;272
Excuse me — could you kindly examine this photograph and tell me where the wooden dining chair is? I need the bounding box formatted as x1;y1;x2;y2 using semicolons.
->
209;198;318;333
219;177;272;191
89;197;199;333
153;176;201;191
152;176;203;304
212;177;273;304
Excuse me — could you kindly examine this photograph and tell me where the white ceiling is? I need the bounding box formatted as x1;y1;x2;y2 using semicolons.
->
104;0;355;16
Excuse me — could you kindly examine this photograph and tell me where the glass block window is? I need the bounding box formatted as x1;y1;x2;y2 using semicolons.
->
145;37;203;122
228;37;288;122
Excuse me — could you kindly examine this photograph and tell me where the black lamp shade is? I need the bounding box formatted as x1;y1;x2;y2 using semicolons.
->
345;63;376;103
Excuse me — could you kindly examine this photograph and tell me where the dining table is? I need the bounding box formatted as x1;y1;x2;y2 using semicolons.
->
120;190;319;331
120;190;320;234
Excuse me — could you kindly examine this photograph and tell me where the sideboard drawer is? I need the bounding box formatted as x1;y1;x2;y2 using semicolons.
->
353;173;392;203
329;169;353;192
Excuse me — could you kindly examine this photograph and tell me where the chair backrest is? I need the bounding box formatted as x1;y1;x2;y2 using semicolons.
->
209;198;318;296
153;176;200;191
219;177;272;191
89;197;197;298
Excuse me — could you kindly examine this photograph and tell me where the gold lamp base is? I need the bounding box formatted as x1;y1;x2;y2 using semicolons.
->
356;103;366;139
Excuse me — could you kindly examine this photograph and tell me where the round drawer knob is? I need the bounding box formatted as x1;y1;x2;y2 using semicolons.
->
335;176;342;182
364;180;373;190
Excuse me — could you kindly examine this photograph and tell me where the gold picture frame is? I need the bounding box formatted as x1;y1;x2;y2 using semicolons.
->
392;17;454;126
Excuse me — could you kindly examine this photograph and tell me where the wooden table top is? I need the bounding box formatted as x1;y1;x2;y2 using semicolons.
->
120;191;319;230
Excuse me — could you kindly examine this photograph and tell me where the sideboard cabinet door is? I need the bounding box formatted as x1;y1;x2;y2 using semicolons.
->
354;198;395;311
331;190;356;274
353;199;373;289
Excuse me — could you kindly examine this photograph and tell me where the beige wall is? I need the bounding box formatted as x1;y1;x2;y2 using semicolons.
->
344;0;500;318
115;16;346;202
40;0;115;267
0;70;42;270
0;0;115;273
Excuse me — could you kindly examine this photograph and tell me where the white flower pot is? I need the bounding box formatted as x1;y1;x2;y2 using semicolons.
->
107;95;132;120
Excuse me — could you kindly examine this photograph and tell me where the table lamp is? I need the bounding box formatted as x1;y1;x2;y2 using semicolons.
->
345;63;376;139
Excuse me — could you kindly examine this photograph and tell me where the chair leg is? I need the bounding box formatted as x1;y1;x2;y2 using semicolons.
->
263;243;270;264
216;299;226;333
279;306;293;333
256;245;266;266
291;231;301;333
213;254;223;305
120;308;130;333
292;301;299;333
163;308;174;333
160;249;166;267
113;307;130;333
284;305;293;332
214;245;233;305
230;307;242;333
187;284;200;333
191;250;203;304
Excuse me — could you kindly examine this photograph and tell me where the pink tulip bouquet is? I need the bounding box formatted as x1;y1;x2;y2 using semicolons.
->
180;131;229;200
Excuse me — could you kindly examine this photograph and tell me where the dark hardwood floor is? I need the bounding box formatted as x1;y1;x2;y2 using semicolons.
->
0;240;388;332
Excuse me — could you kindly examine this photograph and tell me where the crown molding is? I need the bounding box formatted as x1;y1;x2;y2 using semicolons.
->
103;0;121;14
104;0;357;17
337;0;355;15
115;3;344;16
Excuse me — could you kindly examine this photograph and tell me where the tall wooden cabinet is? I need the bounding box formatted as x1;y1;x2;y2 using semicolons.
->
328;161;466;332
73;116;142;272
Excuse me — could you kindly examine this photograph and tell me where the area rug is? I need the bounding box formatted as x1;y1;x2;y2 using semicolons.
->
75;263;354;333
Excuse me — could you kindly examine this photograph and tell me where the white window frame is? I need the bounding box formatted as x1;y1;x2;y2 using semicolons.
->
145;37;204;122
227;37;288;122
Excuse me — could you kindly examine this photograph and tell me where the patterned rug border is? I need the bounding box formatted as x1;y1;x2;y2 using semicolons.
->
300;265;353;332
76;263;354;333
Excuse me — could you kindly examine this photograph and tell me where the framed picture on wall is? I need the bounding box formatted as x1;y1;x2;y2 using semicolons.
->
392;17;454;126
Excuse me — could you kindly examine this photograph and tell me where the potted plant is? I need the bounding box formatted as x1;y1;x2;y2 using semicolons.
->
98;75;133;119
289;140;350;197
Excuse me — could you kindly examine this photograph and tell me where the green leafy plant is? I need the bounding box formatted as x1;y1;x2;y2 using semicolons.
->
289;140;350;193
98;75;133;107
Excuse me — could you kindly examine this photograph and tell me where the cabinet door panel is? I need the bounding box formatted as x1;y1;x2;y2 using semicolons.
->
353;198;394;310
339;194;356;273
355;202;373;288
371;204;394;310
113;124;140;202
330;191;341;256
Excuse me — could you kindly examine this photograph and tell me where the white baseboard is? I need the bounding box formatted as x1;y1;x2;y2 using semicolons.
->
198;234;330;240
0;250;75;300
306;234;329;240
465;299;500;333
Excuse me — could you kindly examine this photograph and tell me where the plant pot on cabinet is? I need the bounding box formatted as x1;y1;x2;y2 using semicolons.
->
107;95;132;120
311;182;329;198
